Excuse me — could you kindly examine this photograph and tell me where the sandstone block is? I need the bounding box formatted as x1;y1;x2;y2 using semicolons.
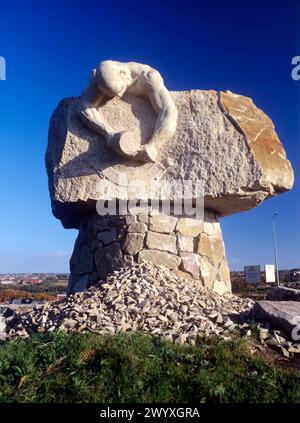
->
176;218;203;237
180;252;200;279
139;249;181;269
218;260;231;283
211;236;226;266
197;233;213;258
127;222;147;233
137;215;149;224
149;214;178;233
177;233;194;252
146;231;177;254
199;259;216;289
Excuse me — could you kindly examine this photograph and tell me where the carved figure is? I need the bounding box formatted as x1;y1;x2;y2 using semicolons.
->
78;60;178;162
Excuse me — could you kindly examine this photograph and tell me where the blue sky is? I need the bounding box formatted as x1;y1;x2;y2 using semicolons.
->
0;0;299;272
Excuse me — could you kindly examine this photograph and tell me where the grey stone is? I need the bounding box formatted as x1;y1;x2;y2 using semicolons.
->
76;246;94;275
72;274;89;293
123;233;145;256
97;228;117;245
253;301;300;339
95;242;123;279
4;262;258;343
46;91;294;229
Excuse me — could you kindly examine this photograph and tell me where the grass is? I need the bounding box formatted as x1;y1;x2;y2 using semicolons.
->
0;332;299;403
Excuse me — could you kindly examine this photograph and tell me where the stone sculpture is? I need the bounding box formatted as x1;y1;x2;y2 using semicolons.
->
78;60;178;162
46;61;294;295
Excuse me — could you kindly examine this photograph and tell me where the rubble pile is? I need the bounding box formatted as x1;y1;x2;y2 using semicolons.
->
1;263;300;358
3;263;253;344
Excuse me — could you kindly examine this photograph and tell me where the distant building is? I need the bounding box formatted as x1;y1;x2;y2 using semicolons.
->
19;278;42;286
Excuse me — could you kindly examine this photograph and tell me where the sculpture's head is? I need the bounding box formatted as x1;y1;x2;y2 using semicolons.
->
95;60;132;97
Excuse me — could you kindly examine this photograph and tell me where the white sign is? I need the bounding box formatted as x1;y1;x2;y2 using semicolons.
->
265;264;276;283
244;265;261;284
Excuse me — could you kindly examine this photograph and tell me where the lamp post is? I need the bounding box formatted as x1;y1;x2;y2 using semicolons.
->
272;212;280;287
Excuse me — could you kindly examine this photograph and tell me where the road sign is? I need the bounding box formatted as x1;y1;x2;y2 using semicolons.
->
265;264;276;283
244;265;261;284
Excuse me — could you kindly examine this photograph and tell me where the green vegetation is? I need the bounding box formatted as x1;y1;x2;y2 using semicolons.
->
0;332;299;403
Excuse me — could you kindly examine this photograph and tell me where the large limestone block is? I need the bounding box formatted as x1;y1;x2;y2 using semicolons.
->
253;301;300;338
46;90;294;228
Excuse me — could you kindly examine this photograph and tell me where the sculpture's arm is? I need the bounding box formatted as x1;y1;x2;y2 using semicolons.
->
143;70;178;148
78;73;115;140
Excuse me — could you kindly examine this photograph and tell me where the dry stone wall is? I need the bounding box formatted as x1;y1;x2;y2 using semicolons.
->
68;209;231;295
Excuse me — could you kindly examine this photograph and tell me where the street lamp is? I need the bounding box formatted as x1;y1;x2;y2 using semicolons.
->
272;212;280;287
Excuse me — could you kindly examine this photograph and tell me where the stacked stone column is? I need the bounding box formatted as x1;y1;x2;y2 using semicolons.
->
68;209;231;295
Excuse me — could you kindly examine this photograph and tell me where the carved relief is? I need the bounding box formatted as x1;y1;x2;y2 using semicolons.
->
78;60;178;162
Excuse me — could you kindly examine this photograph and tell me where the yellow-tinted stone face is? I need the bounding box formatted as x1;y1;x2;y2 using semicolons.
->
220;91;294;193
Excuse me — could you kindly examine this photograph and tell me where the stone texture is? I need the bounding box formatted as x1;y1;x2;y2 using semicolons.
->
199;259;216;290
137;214;149;224
220;91;293;193
75;246;94;275
127;222;147;233
6;264;298;359
210;236;226;266
97;228;117;245
123;233;145;256
124;215;136;225
146;231;177;254
197;233;213;258
95;242;123;279
253;301;300;338
213;281;228;296
177;233;194;252
3;263;256;344
149;214;178;233
72;274;89;293
139;250;181;269
67;211;231;295
176;217;203;237
180;252;200;279
218;260;231;285
46;90;294;229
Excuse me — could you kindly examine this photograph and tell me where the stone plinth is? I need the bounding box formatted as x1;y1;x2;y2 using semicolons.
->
68;209;231;295
46;90;294;229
